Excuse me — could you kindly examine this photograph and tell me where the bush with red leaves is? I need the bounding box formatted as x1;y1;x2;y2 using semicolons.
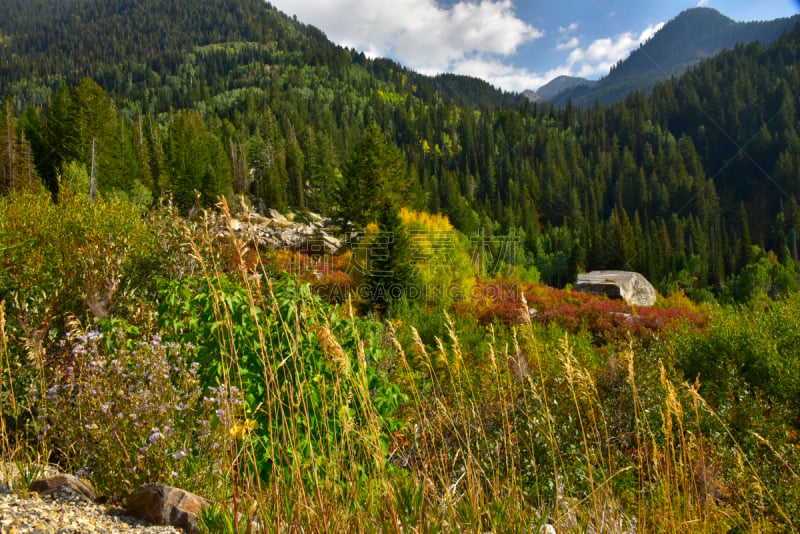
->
455;280;706;342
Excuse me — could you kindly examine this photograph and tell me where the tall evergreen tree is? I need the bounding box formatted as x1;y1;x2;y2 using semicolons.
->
0;98;40;194
71;78;138;196
365;200;414;314
38;84;77;196
333;123;420;232
166;110;232;210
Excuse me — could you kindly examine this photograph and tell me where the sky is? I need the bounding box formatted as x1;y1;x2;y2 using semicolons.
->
268;0;800;93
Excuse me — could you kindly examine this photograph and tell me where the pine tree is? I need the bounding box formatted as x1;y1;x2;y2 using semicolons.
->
333;123;417;232
39;84;76;196
229;136;248;195
249;109;288;211
0;98;40;195
167;110;232;210
302;126;337;213
71;78;135;195
286;123;305;209
365;200;414;313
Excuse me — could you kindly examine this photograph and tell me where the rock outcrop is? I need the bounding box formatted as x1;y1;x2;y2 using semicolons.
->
574;271;657;306
126;483;207;534
225;210;343;255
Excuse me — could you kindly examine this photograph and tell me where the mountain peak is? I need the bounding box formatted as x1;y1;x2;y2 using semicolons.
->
543;7;800;106
672;6;734;22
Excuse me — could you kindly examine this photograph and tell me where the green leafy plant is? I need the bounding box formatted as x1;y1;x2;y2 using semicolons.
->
158;274;405;488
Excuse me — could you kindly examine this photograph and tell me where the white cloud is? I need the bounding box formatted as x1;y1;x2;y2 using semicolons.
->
562;22;664;78
556;37;580;50
696;0;710;6
268;1;665;93
270;0;543;75
556;21;579;51
559;22;579;34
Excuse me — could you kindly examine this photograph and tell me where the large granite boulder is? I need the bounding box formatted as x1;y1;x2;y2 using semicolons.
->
574;271;657;306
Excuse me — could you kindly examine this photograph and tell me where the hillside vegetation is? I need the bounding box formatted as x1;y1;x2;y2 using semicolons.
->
0;0;799;531
1;187;798;531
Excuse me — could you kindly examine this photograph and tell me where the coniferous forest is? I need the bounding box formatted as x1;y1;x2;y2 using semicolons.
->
1;0;800;531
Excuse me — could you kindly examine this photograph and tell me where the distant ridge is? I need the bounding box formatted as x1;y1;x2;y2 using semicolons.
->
539;7;800;106
524;75;596;103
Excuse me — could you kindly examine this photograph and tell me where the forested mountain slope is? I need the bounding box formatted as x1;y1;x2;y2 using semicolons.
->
1;0;799;300
0;0;518;113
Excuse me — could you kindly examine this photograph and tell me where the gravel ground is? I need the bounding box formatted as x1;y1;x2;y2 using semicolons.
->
0;491;181;534
0;463;180;533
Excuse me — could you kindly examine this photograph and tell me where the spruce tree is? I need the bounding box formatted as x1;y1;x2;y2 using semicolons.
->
0;98;40;195
167;110;232;210
365;200;414;314
333;123;418;232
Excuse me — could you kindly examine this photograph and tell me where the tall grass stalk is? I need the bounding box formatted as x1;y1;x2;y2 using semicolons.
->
185;199;394;531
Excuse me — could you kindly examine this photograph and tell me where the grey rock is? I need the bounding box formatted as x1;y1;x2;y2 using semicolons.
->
230;210;342;255
297;223;315;235
228;218;244;232
126;483;207;534
29;474;97;503
267;208;288;223
322;234;342;252
248;212;269;224
574;271;657;306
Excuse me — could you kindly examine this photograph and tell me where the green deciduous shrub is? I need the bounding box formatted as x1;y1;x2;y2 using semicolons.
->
672;299;800;415
0;175;182;472
0;166;171;340
158;274;406;489
665;298;800;523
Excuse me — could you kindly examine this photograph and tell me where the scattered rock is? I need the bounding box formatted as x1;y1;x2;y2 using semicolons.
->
248;212;269;224
229;210;343;255
228;218;244;232
126;483;207;534
29;474;97;503
574;271;657;306
267;208;288;223
0;491;180;533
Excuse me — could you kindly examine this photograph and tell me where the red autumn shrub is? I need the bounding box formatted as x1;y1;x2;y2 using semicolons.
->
313;270;354;303
461;281;707;340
